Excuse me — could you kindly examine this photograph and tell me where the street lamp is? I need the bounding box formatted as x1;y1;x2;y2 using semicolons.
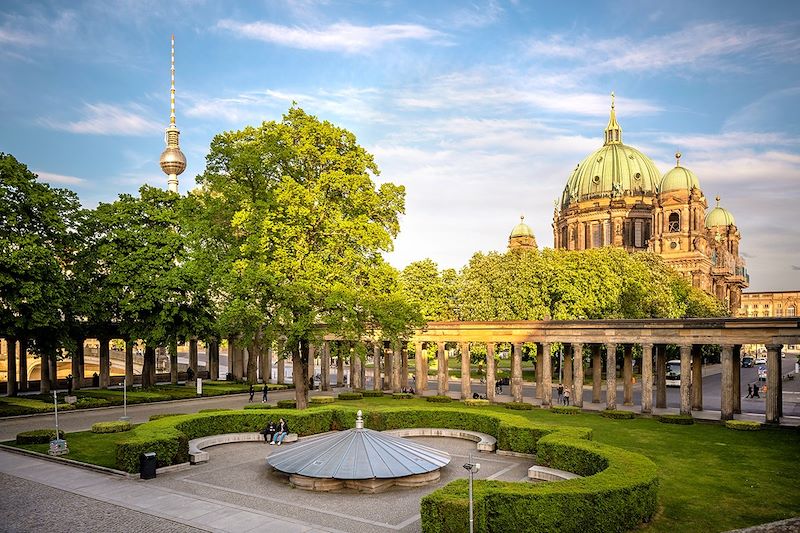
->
463;453;481;533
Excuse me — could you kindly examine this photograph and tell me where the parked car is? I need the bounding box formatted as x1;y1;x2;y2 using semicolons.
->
742;356;754;368
755;357;767;365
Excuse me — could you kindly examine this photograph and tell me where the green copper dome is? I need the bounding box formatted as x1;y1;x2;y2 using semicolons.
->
661;153;700;193
510;216;534;238
705;197;736;228
560;94;661;208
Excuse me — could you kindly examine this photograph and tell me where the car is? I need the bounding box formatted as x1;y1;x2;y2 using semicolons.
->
741;356;754;368
757;366;767;381
755;357;767;365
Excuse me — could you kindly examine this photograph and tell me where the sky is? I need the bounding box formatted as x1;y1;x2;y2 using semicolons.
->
1;0;799;292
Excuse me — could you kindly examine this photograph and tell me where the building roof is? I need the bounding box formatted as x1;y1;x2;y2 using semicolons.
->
660;153;700;193
705;196;736;228
510;215;534;238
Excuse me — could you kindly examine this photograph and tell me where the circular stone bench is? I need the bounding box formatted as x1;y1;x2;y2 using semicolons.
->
382;428;496;452
527;465;582;481
189;432;298;464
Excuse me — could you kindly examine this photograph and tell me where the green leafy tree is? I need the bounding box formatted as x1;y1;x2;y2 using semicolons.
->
400;259;458;321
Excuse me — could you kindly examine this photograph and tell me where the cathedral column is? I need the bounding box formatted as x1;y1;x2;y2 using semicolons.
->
511;342;523;403
605;343;617;410
572;343;584;408
415;342;425;395
460;342;471;400
577;222;586;251
765;344;783;423
656;344;667;408
486;343;496;403
679;344;692;416
641;343;653;414
437;342;448;395
591;345;602;403
541;342;552;407
691;344;703;410
623;344;633;405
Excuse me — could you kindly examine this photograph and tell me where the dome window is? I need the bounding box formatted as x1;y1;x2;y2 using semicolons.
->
668;212;680;232
592;175;600;184
634;172;641;181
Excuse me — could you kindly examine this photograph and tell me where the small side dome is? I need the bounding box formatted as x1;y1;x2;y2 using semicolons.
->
661;152;700;193
510;215;534;238
705;196;736;228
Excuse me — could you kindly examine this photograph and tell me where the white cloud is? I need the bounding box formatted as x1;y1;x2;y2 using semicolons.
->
34;170;87;186
40;103;162;136
0;27;41;47
216;19;446;54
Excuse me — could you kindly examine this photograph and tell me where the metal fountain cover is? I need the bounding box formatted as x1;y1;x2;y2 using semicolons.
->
267;410;450;479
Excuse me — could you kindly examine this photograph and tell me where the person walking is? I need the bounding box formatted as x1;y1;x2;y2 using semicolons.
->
746;383;752;399
271;418;290;446
262;385;268;403
248;384;255;402
563;387;570;406
557;384;564;403
752;383;760;398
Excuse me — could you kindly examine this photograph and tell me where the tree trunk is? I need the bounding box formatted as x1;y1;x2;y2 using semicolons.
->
293;339;309;409
40;351;52;394
142;346;156;388
247;340;261;385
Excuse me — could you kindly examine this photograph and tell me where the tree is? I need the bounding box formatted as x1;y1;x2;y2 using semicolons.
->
400;259;458;321
197;107;407;407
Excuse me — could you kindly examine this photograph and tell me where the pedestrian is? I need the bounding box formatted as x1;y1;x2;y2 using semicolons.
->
563;387;570;406
753;384;760;398
262;385;268;403
66;374;73;396
262;420;276;443
271;418;290;446
557;384;564;402
248;384;255;402
309;376;315;391
746;383;752;398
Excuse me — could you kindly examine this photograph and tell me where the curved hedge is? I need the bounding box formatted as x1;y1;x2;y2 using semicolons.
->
91;421;131;433
113;405;657;532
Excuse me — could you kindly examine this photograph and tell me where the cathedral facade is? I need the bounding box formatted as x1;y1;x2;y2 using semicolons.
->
549;95;748;311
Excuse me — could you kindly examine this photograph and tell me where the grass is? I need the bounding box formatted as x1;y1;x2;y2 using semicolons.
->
5;396;797;532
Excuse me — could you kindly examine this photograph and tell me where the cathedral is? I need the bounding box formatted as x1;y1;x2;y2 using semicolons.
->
511;94;749;312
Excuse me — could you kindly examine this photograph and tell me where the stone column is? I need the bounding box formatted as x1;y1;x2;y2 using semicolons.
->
321;342;330;391
233;341;244;380
360;354;366;391
349;346;357;390
572;343;584;408
415;342;424;396
277;339;286;384
401;345;409;389
353;350;362;390
209;340;219;381
6;338;17;397
99;337;110;389
486;343;496;403
189;337;198;378
40;349;51;394
511;342;523;403
19;338;28;391
623;344;633;406
679;344;692;416
733;345;742;414
541;342;552;407
337;344;345;387
125;341;134;387
260;345;271;384
641;343;653;414
373;343;382;391
460;342;471;400
656;344;667;408
720;344;734;420
391;344;401;392
535;346;543;399
170;341;179;384
563;345;573;392
72;338;83;391
308;344;316;390
605;343;617;410
691;344;703;411
591;345;602;403
765;344;782;423
437;342;448;395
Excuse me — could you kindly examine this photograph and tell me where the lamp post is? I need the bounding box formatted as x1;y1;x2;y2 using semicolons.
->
463;453;481;533
120;378;130;421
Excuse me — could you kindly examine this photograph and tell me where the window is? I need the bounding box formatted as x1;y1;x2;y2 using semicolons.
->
789;306;796;317
668;212;680;232
634;219;643;247
591;224;602;248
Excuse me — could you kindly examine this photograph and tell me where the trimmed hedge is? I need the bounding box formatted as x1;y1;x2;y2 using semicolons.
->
75;397;112;408
600;409;635;420
16;429;65;444
243;404;273;410
113;405;657;533
309;396;335;405
360;389;385;398
725;420;762;431
337;392;363;400
463;399;491;407
392;393;414;400
425;395;452;403
199;408;234;413
148;413;181;421
656;414;695;425
504;401;533;410
276;399;297;409
91;421;132;433
551;406;582;415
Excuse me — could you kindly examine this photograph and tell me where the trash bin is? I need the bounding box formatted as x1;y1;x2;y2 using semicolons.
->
140;452;157;480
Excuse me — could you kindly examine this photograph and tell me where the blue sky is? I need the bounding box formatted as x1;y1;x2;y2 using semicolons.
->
1;0;799;291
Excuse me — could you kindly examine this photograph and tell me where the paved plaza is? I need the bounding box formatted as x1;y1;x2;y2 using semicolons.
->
0;436;534;533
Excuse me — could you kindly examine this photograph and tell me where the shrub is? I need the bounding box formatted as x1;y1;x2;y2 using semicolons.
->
276;399;297;409
425;395;452;403
464;399;491;407
16;429;65;444
361;389;384;398
91;421;132;433
243;404;273;410
504;401;532;410
309;396;335;405
600;409;635;419
337;392;363;400
551;406;581;415
725;420;762;431
656;414;695;425
198;408;233;413
148;413;181;421
392;393;414;400
75;397;112;408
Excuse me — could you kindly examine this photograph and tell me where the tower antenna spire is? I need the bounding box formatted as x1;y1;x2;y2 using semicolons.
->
170;34;176;126
160;34;186;193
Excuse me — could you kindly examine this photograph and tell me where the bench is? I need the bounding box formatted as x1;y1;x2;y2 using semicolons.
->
382;428;497;452
188;432;298;464
527;465;582;481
